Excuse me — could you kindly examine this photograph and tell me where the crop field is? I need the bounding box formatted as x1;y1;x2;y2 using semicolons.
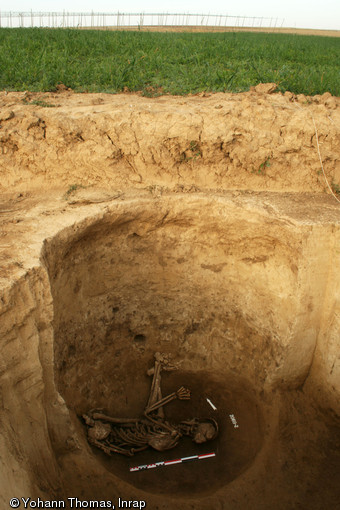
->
0;28;339;96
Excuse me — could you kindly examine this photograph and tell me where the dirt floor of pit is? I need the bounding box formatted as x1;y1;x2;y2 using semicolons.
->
0;89;340;509
75;371;264;497
70;386;340;509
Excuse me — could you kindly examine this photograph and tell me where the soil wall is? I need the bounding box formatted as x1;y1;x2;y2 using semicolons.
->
0;90;339;194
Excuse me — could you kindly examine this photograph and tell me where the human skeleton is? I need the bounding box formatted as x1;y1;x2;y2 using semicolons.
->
83;352;218;457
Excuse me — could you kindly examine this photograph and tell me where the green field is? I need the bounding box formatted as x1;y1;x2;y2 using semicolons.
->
0;28;339;96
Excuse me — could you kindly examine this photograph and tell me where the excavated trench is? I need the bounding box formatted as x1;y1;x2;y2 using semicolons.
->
1;91;340;509
30;195;338;508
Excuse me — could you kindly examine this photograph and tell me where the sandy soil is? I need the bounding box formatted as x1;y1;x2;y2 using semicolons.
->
0;87;340;509
84;26;340;37
1;87;339;195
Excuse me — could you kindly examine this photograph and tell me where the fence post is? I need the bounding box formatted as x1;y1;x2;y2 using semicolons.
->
0;11;288;31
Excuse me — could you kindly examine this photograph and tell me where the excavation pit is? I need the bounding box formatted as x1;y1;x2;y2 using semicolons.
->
1;89;340;508
42;197;276;497
1;192;340;509
38;194;340;506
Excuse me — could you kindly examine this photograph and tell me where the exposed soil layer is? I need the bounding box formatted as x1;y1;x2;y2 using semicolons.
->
0;90;340;509
94;26;340;37
0;89;339;194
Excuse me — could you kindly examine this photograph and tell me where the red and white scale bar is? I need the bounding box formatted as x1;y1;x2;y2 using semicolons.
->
130;452;216;472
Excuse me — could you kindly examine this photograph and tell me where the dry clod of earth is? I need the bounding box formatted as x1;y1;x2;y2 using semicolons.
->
0;89;339;510
251;82;278;94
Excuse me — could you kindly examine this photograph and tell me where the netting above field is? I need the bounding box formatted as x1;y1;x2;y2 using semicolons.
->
0;12;284;30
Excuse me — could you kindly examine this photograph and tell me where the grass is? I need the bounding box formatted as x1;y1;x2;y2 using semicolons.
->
63;183;85;199
22;96;56;107
0;28;339;96
331;181;340;195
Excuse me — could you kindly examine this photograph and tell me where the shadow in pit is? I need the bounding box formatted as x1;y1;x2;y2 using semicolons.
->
81;371;264;497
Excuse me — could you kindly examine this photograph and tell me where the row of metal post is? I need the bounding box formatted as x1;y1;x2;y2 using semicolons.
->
0;11;283;29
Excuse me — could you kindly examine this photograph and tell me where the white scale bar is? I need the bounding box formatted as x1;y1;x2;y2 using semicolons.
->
130;452;216;472
206;398;217;411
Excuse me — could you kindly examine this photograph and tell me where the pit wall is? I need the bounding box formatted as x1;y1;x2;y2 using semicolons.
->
0;91;339;194
0;196;339;506
41;198;340;408
306;227;340;415
0;269;62;504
